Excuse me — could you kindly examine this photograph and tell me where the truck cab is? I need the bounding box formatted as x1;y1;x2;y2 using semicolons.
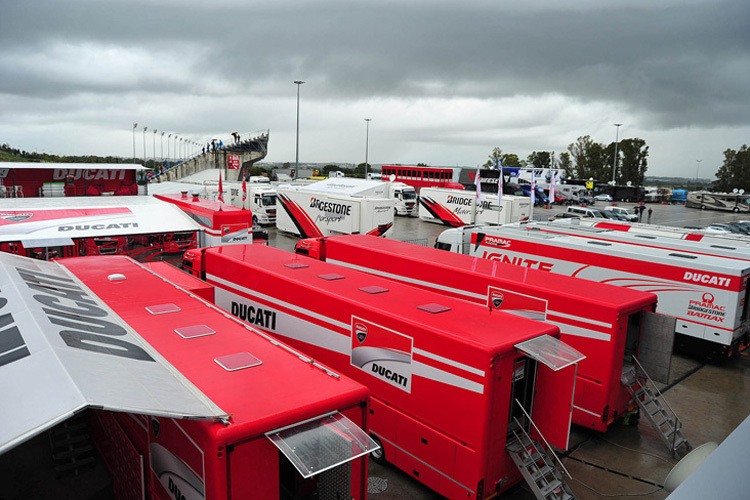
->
248;185;277;225
387;182;417;216
434;226;473;253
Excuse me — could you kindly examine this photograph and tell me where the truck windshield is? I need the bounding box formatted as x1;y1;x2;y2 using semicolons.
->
402;191;417;200
261;194;277;206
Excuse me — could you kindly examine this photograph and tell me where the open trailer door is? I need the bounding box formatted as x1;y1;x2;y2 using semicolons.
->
514;335;584;450
266;411;379;479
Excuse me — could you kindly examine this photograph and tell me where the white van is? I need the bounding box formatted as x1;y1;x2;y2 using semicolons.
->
608;206;639;222
566;206;606;218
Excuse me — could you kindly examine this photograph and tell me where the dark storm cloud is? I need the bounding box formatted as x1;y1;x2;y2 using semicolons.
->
1;1;748;130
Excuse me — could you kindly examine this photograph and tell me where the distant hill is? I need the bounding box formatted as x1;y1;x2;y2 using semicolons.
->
0;143;144;164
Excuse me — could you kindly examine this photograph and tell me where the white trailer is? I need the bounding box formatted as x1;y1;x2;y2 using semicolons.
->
549;218;750;247
276;185;394;238
418;187;530;226
435;224;750;358
533;219;750;261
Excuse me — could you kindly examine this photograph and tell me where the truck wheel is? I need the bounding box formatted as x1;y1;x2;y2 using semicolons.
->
733;207;740;213
369;434;386;465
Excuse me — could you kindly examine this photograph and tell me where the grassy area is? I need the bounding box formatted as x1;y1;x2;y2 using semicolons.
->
0;150;29;162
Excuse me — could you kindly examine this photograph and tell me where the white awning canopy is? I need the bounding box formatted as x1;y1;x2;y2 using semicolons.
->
0;253;227;454
0;196;201;242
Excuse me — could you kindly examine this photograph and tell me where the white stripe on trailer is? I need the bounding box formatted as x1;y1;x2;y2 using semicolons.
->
210;274;486;394
330;257;612;340
413;348;486;378
328;258;486;302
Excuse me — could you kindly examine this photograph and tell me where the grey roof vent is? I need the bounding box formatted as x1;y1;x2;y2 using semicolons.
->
318;273;345;281
175;325;216;339
146;303;181;315
417;303;451;314
284;262;309;269
359;286;389;294
215;352;263;371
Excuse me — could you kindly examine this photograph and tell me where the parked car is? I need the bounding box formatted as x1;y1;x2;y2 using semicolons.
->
594;193;613;202
549;212;582;221
567;206;607;218
703;223;739;234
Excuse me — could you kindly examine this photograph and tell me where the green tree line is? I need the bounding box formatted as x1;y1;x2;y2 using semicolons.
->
483;135;649;186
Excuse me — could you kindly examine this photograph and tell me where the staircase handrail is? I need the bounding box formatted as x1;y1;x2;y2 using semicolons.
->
631;355;683;451
514;399;572;479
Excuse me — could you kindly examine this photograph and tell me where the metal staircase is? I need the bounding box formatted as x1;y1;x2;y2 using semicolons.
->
622;356;690;458
506;406;576;500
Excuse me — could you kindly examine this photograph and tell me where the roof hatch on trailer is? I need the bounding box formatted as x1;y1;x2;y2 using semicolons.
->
266;411;380;478
514;334;586;371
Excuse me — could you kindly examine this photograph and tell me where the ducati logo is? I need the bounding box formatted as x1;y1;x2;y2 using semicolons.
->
151;417;161;438
491;292;504;309
1;213;33;222
355;323;368;344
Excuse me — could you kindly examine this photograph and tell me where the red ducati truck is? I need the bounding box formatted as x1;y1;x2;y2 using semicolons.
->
184;244;585;500
154;192;267;247
295;234;667;433
5;254;376;500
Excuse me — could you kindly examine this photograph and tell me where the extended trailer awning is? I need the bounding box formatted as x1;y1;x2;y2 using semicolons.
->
266;412;380;478
0;252;228;455
0;196;201;243
515;334;586;371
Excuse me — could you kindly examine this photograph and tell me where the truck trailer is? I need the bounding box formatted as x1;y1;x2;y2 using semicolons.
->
275;185;394;238
418;187;531;226
435;224;750;358
294;234;683;436
546;217;750;248
1;252;376;500
184;244;585;500
529;219;750;262
154;193;255;247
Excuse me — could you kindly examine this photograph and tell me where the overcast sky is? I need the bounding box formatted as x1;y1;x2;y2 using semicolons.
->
1;0;748;179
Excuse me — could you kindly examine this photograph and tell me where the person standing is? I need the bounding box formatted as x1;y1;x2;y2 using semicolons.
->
648;207;653;223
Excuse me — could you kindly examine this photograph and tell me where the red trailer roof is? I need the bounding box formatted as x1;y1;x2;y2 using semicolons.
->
327;234;657;314
59;256;369;442
155;193;247;215
209;244;561;353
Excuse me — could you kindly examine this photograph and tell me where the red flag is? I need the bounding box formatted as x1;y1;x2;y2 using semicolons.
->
242;179;247;205
218;172;224;203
